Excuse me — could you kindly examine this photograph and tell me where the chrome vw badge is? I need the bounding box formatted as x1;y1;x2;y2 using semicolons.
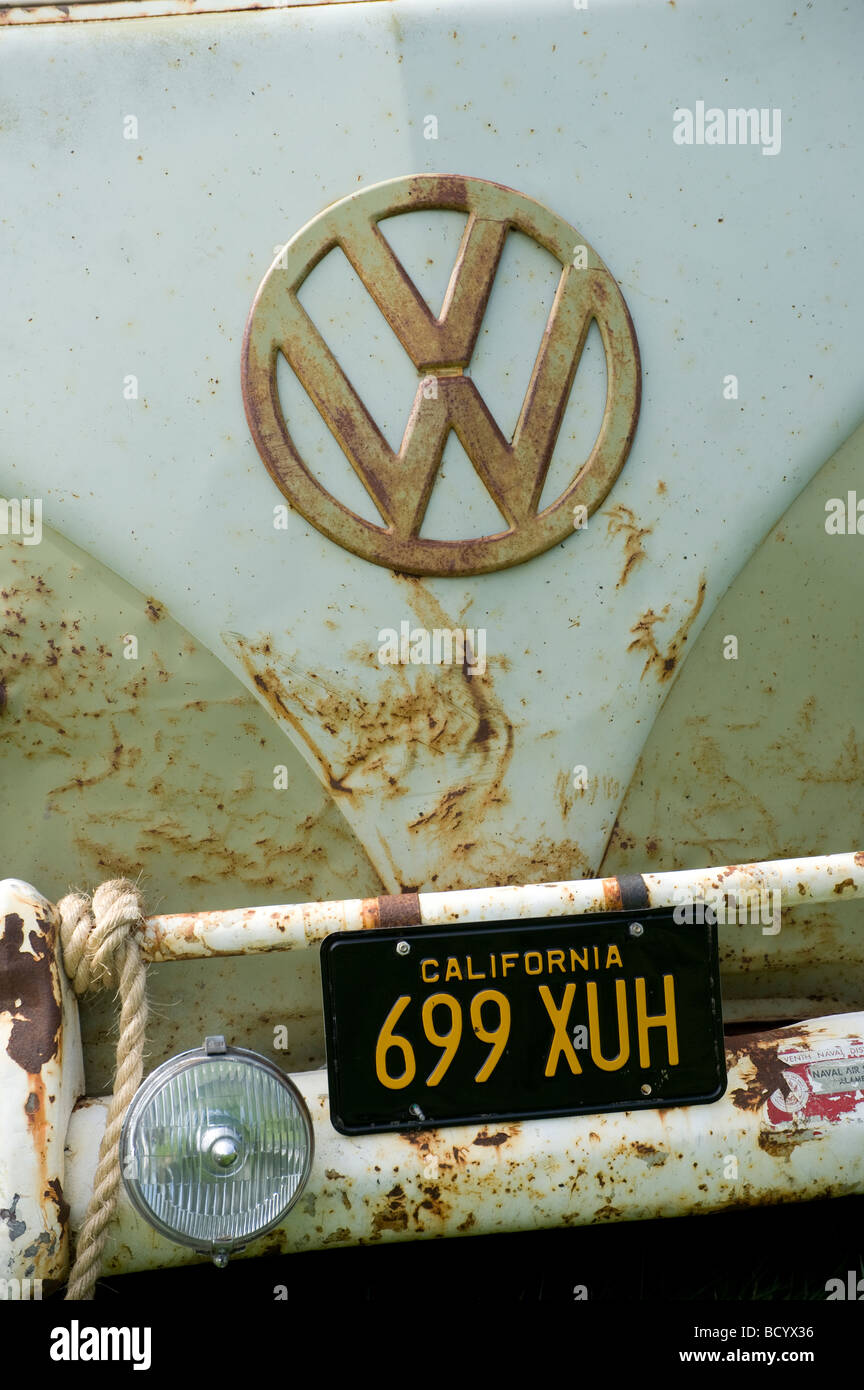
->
242;174;640;577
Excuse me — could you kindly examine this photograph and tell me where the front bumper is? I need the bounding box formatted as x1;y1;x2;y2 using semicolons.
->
2;854;863;1287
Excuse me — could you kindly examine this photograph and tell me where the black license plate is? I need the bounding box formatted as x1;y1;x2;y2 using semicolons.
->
320;906;726;1135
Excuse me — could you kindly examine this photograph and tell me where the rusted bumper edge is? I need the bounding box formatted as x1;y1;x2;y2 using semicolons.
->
140;852;864;959
62;1011;864;1277
0;879;84;1295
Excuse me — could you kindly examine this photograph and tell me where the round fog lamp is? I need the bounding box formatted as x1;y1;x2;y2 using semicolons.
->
120;1036;313;1265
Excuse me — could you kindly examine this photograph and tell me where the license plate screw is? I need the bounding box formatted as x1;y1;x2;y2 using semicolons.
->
629;922;644;937
409;1103;425;1120
396;940;411;955
641;1083;652;1095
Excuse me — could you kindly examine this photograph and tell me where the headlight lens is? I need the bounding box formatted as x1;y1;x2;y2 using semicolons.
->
120;1037;313;1264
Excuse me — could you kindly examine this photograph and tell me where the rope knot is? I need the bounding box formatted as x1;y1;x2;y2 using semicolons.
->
58;879;146;995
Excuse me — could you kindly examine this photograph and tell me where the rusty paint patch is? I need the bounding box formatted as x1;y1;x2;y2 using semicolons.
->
604;504;652;587
242;173;641;577
627;575;707;682
370;1184;409;1239
226;572;595;891
321;1227;352;1246
144;597;166;622
361;892;422;930
472;1129;511;1147
415;1183;451;1222
0;1194;26;1242
0;913;61;1073
45;1178;70;1229
227;594;586;890
757;1127;822;1159
229;619;512;812
601;877;624;910
630;1141;667;1166
726;1022;825;1114
402;1131;436;1160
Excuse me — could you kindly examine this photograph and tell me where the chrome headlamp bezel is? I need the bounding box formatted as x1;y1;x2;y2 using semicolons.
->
119;1037;314;1262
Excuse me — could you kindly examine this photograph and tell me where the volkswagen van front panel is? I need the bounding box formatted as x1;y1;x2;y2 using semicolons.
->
1;0;862;1290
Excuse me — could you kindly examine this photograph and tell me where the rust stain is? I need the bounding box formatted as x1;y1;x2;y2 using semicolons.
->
627;575;707;682
227;579;593;891
45;1178;70;1229
472;1129;512;1147
726;1022;819;1113
370;1184;409;1239
230;611;546;890
360;892;422;930
23;1073;52;1238
415;1183;451;1223
50;724;142;794
144;597;165;623
403;1131;434;1154
593;1203;624;1221
228;616;513;819
0;913;61;1073
604;503;652;587
601;877;624;910
557;767;620;818
1;543;380;905
24;1076;47;1150
321;1227;352;1247
757;1127;822;1159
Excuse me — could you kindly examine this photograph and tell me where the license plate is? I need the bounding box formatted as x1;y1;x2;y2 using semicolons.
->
320;906;726;1135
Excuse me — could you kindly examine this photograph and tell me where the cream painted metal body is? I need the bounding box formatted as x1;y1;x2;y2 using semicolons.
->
2;0;862;900
1;0;862;1288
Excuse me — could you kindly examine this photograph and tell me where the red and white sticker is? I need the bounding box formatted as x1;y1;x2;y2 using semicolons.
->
766;1038;864;1126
